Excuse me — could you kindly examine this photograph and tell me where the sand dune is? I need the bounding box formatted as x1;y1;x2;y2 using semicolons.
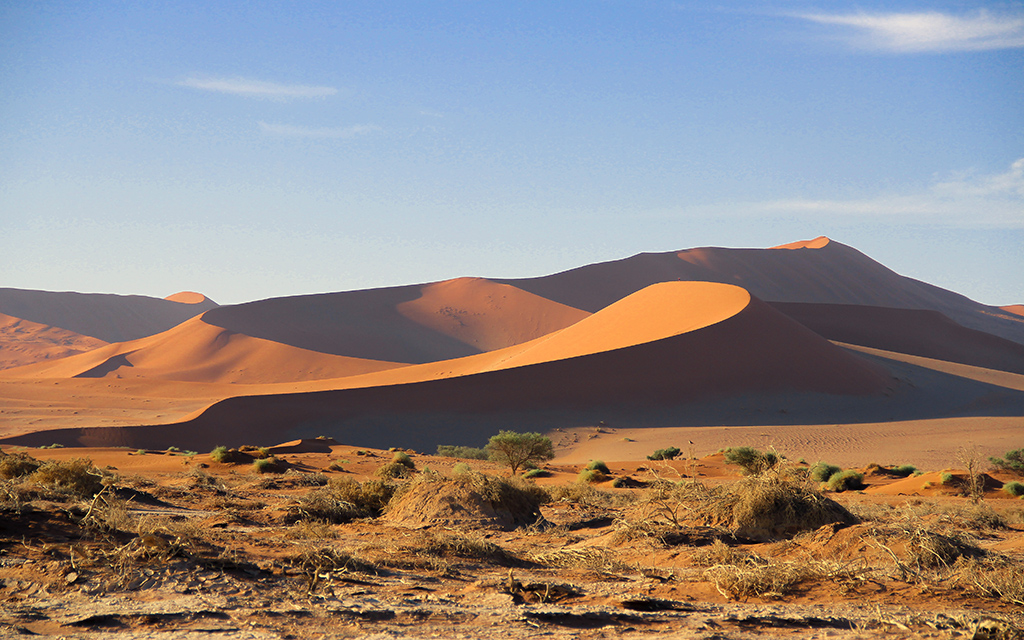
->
0;312;108;370
201;277;589;364
2;314;407;384
771;302;1024;375
164;291;211;304
7;282;895;450
498;237;1024;346
1002;304;1024;318
0;287;218;342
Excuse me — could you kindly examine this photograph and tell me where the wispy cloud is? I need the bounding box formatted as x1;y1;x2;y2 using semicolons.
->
666;159;1024;228
796;10;1024;52
752;159;1024;227
177;76;337;99
258;121;381;139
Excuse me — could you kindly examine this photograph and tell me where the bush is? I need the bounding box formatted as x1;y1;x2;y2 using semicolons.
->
723;447;779;475
436;445;489;460
392;451;415;469
809;462;841;483
452;462;473;476
585;460;610;474
210;446;231;463
486;431;555;475
1004;481;1024;497
522;468;549;479
990;449;1024;475
28;458;104;498
826;470;865;492
647;447;681;461
577;468;608;484
253;457;283;474
0;452;42;479
375;461;412;479
940;472;955;485
714;475;858;541
290;477;396;523
892;464;918;477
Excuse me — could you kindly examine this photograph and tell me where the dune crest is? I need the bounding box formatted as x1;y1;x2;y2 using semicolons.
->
165;291;210;304
770;236;831;250
1001;304;1024;318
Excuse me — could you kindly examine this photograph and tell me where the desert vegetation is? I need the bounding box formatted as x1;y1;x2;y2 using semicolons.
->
0;442;1022;638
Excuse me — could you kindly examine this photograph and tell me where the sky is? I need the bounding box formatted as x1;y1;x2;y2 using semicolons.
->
2;1;1022;306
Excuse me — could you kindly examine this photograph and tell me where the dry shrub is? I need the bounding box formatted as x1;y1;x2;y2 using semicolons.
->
383;471;547;530
703;560;809;599
906;528;984;570
691;539;750;567
286;520;338;540
0;452;43;479
289;477;396;523
533;547;629;573
547;481;633;509
953;556;1024;607
421;531;518;565
375;461;412;479
293;546;377;593
186;467;226;491
715;475;858;541
28;458;104;498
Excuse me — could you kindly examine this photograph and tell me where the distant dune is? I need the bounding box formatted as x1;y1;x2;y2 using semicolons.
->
0;313;107;370
2;314;407;384
1002;304;1024;318
498;236;1024;346
164;291;211;305
201;277;589;364
771;302;1024;375
8;282;895;450
0;288;218;342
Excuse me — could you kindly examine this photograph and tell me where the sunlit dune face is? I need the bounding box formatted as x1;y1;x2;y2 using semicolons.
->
164;291;208;304
770;236;831;250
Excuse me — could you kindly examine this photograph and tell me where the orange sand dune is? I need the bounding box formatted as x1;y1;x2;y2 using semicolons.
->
16;282;893;450
771;302;1024;375
0;312;108;371
1002;304;1024;318
202;278;589;364
770;236;831;250
164;291;210;304
0;287;218;343
498;237;1024;346
2;314;407;384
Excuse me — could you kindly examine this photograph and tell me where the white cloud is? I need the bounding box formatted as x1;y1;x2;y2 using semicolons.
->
796;10;1024;52
258;121;381;139
177;76;337;99
664;159;1024;228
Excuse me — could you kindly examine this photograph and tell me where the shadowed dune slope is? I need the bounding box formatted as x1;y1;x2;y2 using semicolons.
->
770;303;1024;375
201;277;589;364
0;288;219;343
497;236;1024;346
32;282;893;449
0;313;108;371
1;314;407;384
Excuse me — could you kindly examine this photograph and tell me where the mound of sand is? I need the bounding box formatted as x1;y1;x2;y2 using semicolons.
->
201;278;589;364
2;314;406;384
0;287;218;343
771;303;1024;375
0;313;108;370
770;236;831;250
164;291;211;305
1002;304;1024;318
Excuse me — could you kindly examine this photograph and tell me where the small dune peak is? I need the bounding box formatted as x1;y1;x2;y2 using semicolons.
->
165;291;209;305
770;236;831;250
1001;304;1024;318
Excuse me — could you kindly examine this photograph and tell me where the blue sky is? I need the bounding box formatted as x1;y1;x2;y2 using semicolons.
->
2;1;1022;306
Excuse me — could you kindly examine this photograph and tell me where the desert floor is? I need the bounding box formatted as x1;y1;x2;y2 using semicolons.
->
1;439;1022;639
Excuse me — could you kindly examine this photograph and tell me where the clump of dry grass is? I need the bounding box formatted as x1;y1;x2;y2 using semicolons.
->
0;451;43;479
293;546;377;593
288;477;397;523
532;547;629;573
690;539;750;567
714;475;858;541
28;458;105;498
953;556;1024;607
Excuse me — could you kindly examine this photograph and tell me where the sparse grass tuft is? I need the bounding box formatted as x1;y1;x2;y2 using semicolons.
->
523;468;550;478
375;461;413;479
892;464;917;477
392;451;415;469
252;457;283;474
723;447;779;475
28;458;104;498
826;470;865;492
647;447;681;461
1003;481;1024;497
809;462;841;483
586;460;610;474
210;446;231;463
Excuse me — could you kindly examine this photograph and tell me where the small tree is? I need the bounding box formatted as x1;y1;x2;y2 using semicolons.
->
485;431;554;475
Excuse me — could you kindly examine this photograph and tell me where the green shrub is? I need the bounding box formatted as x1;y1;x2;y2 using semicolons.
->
375;461;412;479
167;446;180;453
577;468;608;484
392;451;415;469
723;447;779;475
647;446;681;461
892;464;917;477
435;445;489;460
1004;481;1024;497
253;457;282;474
210;446;231;463
585;460;610;474
990;449;1024;475
522;468;549;479
809;462;841;483
452;462;473;476
940;472;955;485
328;460;345;472
485;431;555;475
826;470;865;492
